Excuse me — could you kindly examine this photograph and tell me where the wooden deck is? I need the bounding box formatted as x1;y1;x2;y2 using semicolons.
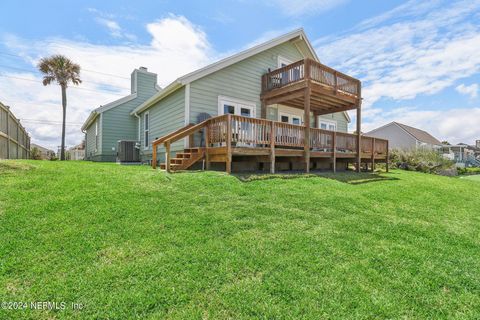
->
152;114;389;173
152;59;386;174
261;58;361;116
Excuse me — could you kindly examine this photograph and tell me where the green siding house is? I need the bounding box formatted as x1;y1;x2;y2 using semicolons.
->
82;29;352;165
131;29;350;163
82;67;159;161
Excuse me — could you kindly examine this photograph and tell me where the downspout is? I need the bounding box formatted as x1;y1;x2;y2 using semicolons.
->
134;112;141;141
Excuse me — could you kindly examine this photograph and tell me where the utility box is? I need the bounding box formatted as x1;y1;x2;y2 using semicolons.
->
117;140;140;163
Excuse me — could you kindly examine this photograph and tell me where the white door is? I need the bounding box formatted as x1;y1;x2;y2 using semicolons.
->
219;97;256;146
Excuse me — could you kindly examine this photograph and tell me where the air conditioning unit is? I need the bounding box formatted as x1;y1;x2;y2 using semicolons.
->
117;140;140;163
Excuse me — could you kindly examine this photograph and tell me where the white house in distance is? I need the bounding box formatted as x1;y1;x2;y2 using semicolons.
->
365;122;442;150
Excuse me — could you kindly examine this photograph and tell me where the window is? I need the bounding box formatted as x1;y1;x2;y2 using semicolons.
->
280;112;302;125
144;112;149;149
318;118;337;131
218;96;256;118
224;104;235;115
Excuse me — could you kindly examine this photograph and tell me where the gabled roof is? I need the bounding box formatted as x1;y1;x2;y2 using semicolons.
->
81;93;137;131
367;121;442;146
131;28;320;116
394;122;442;146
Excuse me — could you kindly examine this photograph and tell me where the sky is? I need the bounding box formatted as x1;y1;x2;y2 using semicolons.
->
0;0;479;150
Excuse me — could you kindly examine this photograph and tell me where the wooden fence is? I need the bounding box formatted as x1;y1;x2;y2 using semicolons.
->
0;102;31;159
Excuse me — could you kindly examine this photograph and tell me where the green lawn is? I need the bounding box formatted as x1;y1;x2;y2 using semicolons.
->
461;174;480;182
1;161;480;319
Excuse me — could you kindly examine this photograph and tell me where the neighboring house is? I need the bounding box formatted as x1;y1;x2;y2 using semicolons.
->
132;29;351;163
67;141;85;160
31;143;55;160
442;144;480;167
81;67;159;161
366;122;442;150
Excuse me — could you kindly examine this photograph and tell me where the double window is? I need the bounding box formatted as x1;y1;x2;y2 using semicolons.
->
218;97;256;118
279;112;302;125
318;118;337;131
144;112;149;149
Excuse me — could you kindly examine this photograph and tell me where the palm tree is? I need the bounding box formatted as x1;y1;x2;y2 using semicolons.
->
38;55;81;160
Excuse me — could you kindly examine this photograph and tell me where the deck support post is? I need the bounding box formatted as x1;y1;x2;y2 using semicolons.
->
356;104;361;173
205;125;210;170
304;85;311;173
371;138;375;172
226;114;232;174
270;121;276;173
261;98;267;119
165;141;171;173
152;143;157;169
386;140;390;172
332;131;337;172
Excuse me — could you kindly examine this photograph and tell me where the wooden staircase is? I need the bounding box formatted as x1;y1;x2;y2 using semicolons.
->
160;147;205;171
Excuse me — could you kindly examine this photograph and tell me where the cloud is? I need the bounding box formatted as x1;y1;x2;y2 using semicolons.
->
90;9;137;41
316;0;480;109
0;15;215;150
270;0;348;17
315;0;480;143
456;83;478;98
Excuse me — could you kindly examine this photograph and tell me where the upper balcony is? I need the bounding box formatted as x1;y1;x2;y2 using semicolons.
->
261;58;361;115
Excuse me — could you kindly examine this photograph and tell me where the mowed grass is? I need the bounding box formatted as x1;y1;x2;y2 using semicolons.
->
461;174;480;182
1;160;480;319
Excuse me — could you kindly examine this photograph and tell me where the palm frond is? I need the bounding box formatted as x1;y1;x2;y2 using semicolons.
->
37;55;82;87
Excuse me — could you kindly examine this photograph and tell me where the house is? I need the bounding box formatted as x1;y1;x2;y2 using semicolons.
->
81;28;389;173
67;141;85;160
31;143;55;160
137;29;389;173
81;67;159;161
365;122;442;151
442;143;480;167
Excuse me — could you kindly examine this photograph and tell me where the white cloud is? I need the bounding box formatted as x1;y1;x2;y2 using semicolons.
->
456;83;478;98
315;0;480;143
0;15;215;150
270;0;348;17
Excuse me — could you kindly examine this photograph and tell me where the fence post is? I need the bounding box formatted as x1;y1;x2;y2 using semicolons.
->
205;124;210;170
5;107;11;159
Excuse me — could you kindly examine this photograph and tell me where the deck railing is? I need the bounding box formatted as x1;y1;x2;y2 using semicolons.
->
262;58;360;97
152;114;388;171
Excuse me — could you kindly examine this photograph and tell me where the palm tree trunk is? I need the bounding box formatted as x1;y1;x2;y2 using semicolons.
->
61;85;67;161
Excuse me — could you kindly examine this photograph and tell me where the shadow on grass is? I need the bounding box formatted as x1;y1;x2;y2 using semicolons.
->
235;170;399;184
0;161;36;175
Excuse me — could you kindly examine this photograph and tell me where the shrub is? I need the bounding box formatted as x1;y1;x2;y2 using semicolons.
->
390;149;455;175
458;167;480;175
30;147;42;160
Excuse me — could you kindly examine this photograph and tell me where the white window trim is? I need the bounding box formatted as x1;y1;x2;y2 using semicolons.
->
95;120;99;152
279;112;303;125
318;118;337;131
143;111;150;150
217;95;256;118
277;55;293;68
